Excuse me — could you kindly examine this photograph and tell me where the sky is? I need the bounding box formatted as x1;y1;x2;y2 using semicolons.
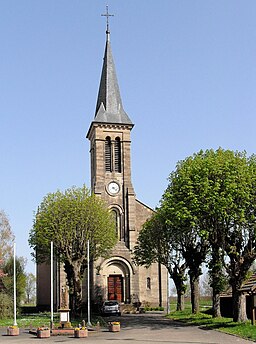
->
1;0;256;273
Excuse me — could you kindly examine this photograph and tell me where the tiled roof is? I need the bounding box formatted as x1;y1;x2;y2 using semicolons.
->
239;273;256;293
221;273;256;296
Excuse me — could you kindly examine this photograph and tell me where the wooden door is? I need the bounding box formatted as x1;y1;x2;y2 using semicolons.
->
108;275;123;302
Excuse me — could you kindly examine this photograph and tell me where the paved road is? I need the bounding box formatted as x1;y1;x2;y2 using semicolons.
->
0;313;255;344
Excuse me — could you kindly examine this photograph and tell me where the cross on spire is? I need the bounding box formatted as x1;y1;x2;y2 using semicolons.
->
101;5;114;34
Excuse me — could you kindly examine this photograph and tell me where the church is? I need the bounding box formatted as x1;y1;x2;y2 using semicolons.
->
37;14;167;310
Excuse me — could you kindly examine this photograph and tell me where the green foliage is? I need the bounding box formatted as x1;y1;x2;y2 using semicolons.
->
29;185;117;264
161;148;256;321
24;273;36;304
144;306;164;311
29;185;117;313
133;213;165;267
2;256;26;306
0;292;13;319
133;212;187;311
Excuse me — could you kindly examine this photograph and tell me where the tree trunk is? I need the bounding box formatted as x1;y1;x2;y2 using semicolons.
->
64;260;82;317
72;270;82;316
190;274;200;314
209;245;224;318
232;287;247;322
176;291;185;311
171;266;186;311
212;290;221;318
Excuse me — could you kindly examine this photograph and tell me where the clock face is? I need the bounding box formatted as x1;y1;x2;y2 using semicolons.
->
108;181;120;195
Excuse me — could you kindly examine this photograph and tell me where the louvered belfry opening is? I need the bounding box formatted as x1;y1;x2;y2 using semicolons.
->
105;136;112;172
114;137;121;172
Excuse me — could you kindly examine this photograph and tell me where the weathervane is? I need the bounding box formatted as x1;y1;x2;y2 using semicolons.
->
101;5;114;34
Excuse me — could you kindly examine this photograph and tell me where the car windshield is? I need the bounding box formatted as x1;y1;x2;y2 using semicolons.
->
104;301;118;306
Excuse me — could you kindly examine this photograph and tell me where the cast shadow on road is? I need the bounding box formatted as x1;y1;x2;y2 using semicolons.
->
106;313;192;331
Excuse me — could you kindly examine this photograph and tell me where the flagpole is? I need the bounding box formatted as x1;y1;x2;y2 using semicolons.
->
166;269;170;314
50;241;54;328
87;240;92;327
13;243;17;326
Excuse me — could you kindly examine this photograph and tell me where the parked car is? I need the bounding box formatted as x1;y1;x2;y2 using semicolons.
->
101;300;121;316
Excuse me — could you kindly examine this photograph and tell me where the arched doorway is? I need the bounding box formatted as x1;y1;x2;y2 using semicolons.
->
101;257;134;303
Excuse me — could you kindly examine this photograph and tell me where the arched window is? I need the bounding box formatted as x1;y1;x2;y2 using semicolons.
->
105;136;112;172
114;137;121;173
146;277;151;290
111;208;121;241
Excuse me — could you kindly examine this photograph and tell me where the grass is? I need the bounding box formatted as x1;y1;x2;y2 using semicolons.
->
167;305;256;342
0;313;59;328
0;313;107;329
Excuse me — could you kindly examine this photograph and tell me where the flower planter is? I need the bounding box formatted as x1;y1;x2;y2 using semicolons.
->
108;323;120;332
37;329;51;338
74;329;88;338
7;327;19;336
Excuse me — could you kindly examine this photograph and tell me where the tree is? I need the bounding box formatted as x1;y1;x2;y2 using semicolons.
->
161;163;209;314
24;273;36;304
2;256;26;306
29;185;117;314
0;210;14;261
0;210;14;298
0;260;6;279
133;212;187;311
161;148;256;321
222;152;256;322
0;293;13;319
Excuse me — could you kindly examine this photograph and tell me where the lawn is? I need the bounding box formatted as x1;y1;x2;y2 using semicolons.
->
0;313;107;329
167;306;256;342
0;313;59;329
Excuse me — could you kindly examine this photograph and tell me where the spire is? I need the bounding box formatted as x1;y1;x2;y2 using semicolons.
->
94;7;133;125
101;5;113;42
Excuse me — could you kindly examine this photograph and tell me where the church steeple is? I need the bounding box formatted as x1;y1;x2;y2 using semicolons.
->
93;9;133;126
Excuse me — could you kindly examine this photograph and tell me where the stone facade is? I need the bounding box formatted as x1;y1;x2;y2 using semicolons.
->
86;121;167;307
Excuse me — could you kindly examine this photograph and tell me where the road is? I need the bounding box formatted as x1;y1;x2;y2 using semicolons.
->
0;313;254;343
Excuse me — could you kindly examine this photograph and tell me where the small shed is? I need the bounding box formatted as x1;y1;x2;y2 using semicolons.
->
220;273;256;321
239;273;256;324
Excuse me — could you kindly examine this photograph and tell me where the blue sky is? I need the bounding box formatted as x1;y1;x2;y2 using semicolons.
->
1;1;256;273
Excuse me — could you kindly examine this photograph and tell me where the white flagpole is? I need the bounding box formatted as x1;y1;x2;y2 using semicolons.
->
13;243;17;326
166;270;170;314
87;240;92;327
51;241;54;327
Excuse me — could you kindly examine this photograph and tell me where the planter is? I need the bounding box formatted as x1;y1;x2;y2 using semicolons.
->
108;323;120;332
37;329;51;338
7;327;19;336
74;329;88;338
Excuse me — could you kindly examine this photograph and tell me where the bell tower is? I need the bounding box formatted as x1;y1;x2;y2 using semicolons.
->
86;8;166;306
86;11;137;250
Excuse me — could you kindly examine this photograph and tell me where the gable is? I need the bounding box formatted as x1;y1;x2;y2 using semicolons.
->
135;199;154;233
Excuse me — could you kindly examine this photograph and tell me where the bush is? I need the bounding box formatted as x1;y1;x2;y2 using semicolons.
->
0;292;13;319
144;306;164;311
